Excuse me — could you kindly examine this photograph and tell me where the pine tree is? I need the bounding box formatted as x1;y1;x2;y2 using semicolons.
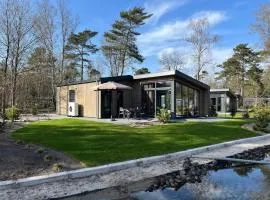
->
102;7;152;76
65;30;98;81
217;44;262;97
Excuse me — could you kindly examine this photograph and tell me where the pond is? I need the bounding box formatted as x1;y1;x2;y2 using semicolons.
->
132;165;270;200
62;146;270;200
62;164;270;200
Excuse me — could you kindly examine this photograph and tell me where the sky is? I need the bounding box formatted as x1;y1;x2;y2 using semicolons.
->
62;0;269;76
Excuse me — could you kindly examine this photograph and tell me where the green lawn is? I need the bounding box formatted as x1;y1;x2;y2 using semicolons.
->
218;111;255;119
12;119;257;167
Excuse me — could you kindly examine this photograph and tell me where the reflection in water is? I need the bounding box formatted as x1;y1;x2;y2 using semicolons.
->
132;165;270;200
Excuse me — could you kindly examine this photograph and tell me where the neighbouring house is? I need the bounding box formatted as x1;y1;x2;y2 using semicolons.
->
210;89;237;113
56;70;210;118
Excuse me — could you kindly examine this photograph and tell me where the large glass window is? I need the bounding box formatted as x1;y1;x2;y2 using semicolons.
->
143;83;155;90
141;81;172;116
217;97;221;112
156;81;171;88
156;90;171;111
182;85;189;116
188;88;194;116
176;82;199;117
194;90;199;116
142;90;155;116
176;82;183;116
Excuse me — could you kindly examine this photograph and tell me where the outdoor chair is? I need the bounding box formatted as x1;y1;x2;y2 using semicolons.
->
124;109;131;120
118;107;125;118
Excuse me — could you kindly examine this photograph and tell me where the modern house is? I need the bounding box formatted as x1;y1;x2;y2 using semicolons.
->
56;70;210;118
210;89;237;113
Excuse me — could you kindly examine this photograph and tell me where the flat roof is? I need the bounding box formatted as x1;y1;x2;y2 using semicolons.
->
210;88;230;92
134;70;209;89
57;70;209;89
57;79;98;87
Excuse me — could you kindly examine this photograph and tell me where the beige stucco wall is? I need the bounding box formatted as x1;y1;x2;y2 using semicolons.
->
56;81;100;118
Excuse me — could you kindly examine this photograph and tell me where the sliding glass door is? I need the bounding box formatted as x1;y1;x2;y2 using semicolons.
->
175;81;199;117
141;81;172;117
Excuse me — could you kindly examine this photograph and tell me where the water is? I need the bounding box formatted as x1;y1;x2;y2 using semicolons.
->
64;164;270;200
132;165;270;200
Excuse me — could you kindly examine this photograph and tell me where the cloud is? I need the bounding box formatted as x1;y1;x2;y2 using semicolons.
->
138;10;228;57
212;47;233;66
144;0;189;24
192;11;228;26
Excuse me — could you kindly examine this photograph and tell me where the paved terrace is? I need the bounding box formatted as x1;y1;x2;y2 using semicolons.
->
18;114;232;125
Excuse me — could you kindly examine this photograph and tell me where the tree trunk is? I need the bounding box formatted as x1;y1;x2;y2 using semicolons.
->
80;46;84;81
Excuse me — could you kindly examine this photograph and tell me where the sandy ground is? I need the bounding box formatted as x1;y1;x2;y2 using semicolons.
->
0;122;83;181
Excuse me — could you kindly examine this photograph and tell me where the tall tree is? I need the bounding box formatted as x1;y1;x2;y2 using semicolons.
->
247;65;264;100
0;0;12;116
251;3;270;52
63;62;79;83
135;67;150;75
57;0;78;83
159;50;185;71
34;0;57;107
185;18;219;80
102;7;152;76
9;0;36;107
65;30;98;81
217;44;262;97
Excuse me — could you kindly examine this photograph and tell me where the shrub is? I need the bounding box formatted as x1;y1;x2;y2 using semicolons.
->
52;163;64;172
253;104;270;132
230;108;236;118
209;105;217;117
36;147;45;154
157;109;170;123
43;155;53;162
5;106;20;121
31;105;38;115
242;111;249;119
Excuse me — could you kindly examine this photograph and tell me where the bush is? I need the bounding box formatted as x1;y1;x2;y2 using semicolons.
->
230;108;236;118
36;147;45;154
43;155;53;162
5;106;20;121
253;104;270;132
31;105;38;115
209;105;217;117
157;109;171;123
52;163;64;172
242;111;249;119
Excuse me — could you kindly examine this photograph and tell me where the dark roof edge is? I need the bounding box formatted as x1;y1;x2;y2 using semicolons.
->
100;75;133;83
57;79;99;87
175;70;209;89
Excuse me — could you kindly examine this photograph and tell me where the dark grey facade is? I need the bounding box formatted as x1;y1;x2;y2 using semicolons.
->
210;89;237;113
101;70;210;118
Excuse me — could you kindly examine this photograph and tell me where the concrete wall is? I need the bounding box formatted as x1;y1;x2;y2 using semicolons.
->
56;82;100;118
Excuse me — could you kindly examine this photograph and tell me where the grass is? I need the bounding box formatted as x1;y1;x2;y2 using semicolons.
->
218;111;255;119
12;119;257;167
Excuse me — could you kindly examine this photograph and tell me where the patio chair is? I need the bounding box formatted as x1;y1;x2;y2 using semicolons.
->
125;109;131;120
118;107;125;118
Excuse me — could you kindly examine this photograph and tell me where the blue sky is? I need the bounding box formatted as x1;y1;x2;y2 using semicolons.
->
63;0;268;76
